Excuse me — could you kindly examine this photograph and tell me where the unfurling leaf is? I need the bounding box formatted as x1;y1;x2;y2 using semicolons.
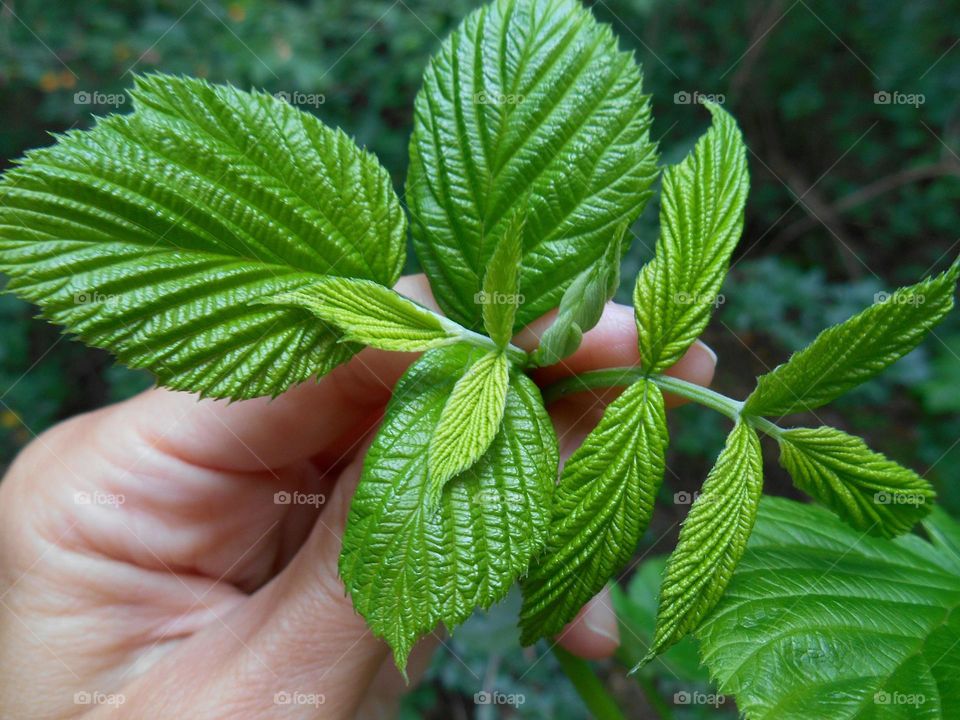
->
641;420;762;666
778;426;934;538
0;74;406;399
481;213;524;348
407;0;657;330
743;260;960;417
531;222;627;367
269;276;459;352
428;349;511;500
697;497;960;719
520;379;668;643
340;344;557;669
634;102;748;374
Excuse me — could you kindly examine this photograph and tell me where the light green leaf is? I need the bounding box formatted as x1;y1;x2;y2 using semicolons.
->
634;102;748;374
428;349;511;500
480;213;524;347
779;426;934;538
743;261;960;417
697;497;960;720
407;0;657;330
269;276;459;352
0;74;406;399
339;344;558;669
520;379;668;643
531;222;626;367
642;420;762;665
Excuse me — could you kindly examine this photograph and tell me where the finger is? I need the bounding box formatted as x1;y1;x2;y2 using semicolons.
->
104;275;438;473
556;586;620;660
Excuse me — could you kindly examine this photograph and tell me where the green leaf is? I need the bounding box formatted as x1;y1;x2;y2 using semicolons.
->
779;426;935;538
339;344;558;669
743;261;960;417
480;212;524;347
697;497;960;719
634;102;748;374
642;420;763;665
531;222;626;366
520;378;668;643
0;74;406;399
268;276;460;352
407;0;657;330
428;349;511;499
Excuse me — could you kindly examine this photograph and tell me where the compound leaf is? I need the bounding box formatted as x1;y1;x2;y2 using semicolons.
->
634;102;748;374
0;74;407;399
779;426;935;538
428;349;511;500
697;497;960;720
531;222;626;367
520;378;668;643
642;420;762;665
340;344;558;669
743;261;960;417
407;0;657;330
269;276;459;352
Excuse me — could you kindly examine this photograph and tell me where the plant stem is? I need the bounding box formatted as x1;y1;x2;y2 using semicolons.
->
542;367;784;439
553;646;628;720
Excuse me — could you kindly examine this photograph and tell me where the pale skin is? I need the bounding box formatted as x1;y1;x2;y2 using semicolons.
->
0;275;716;719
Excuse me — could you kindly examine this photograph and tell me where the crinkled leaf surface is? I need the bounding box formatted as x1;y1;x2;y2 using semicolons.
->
643;420;763;664
520;378;668;643
779;426;934;538
697;497;960;720
270;276;459;352
531;222;625;366
634;102;748;374
407;0;657;330
744;261;960;417
340;344;558;669
481;213;524;347
428;349;511;499
0;74;406;399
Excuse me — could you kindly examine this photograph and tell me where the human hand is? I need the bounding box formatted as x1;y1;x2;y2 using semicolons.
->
0;275;715;719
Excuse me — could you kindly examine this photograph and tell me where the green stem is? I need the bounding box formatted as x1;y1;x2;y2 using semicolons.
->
553;647;628;720
542;367;784;440
436;317;528;365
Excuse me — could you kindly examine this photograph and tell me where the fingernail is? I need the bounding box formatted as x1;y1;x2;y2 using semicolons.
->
695;339;718;366
582;592;620;645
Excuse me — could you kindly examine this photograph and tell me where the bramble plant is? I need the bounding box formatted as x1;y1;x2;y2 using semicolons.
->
1;0;958;715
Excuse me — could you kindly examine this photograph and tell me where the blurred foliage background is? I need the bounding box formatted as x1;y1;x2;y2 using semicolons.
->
0;0;957;717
